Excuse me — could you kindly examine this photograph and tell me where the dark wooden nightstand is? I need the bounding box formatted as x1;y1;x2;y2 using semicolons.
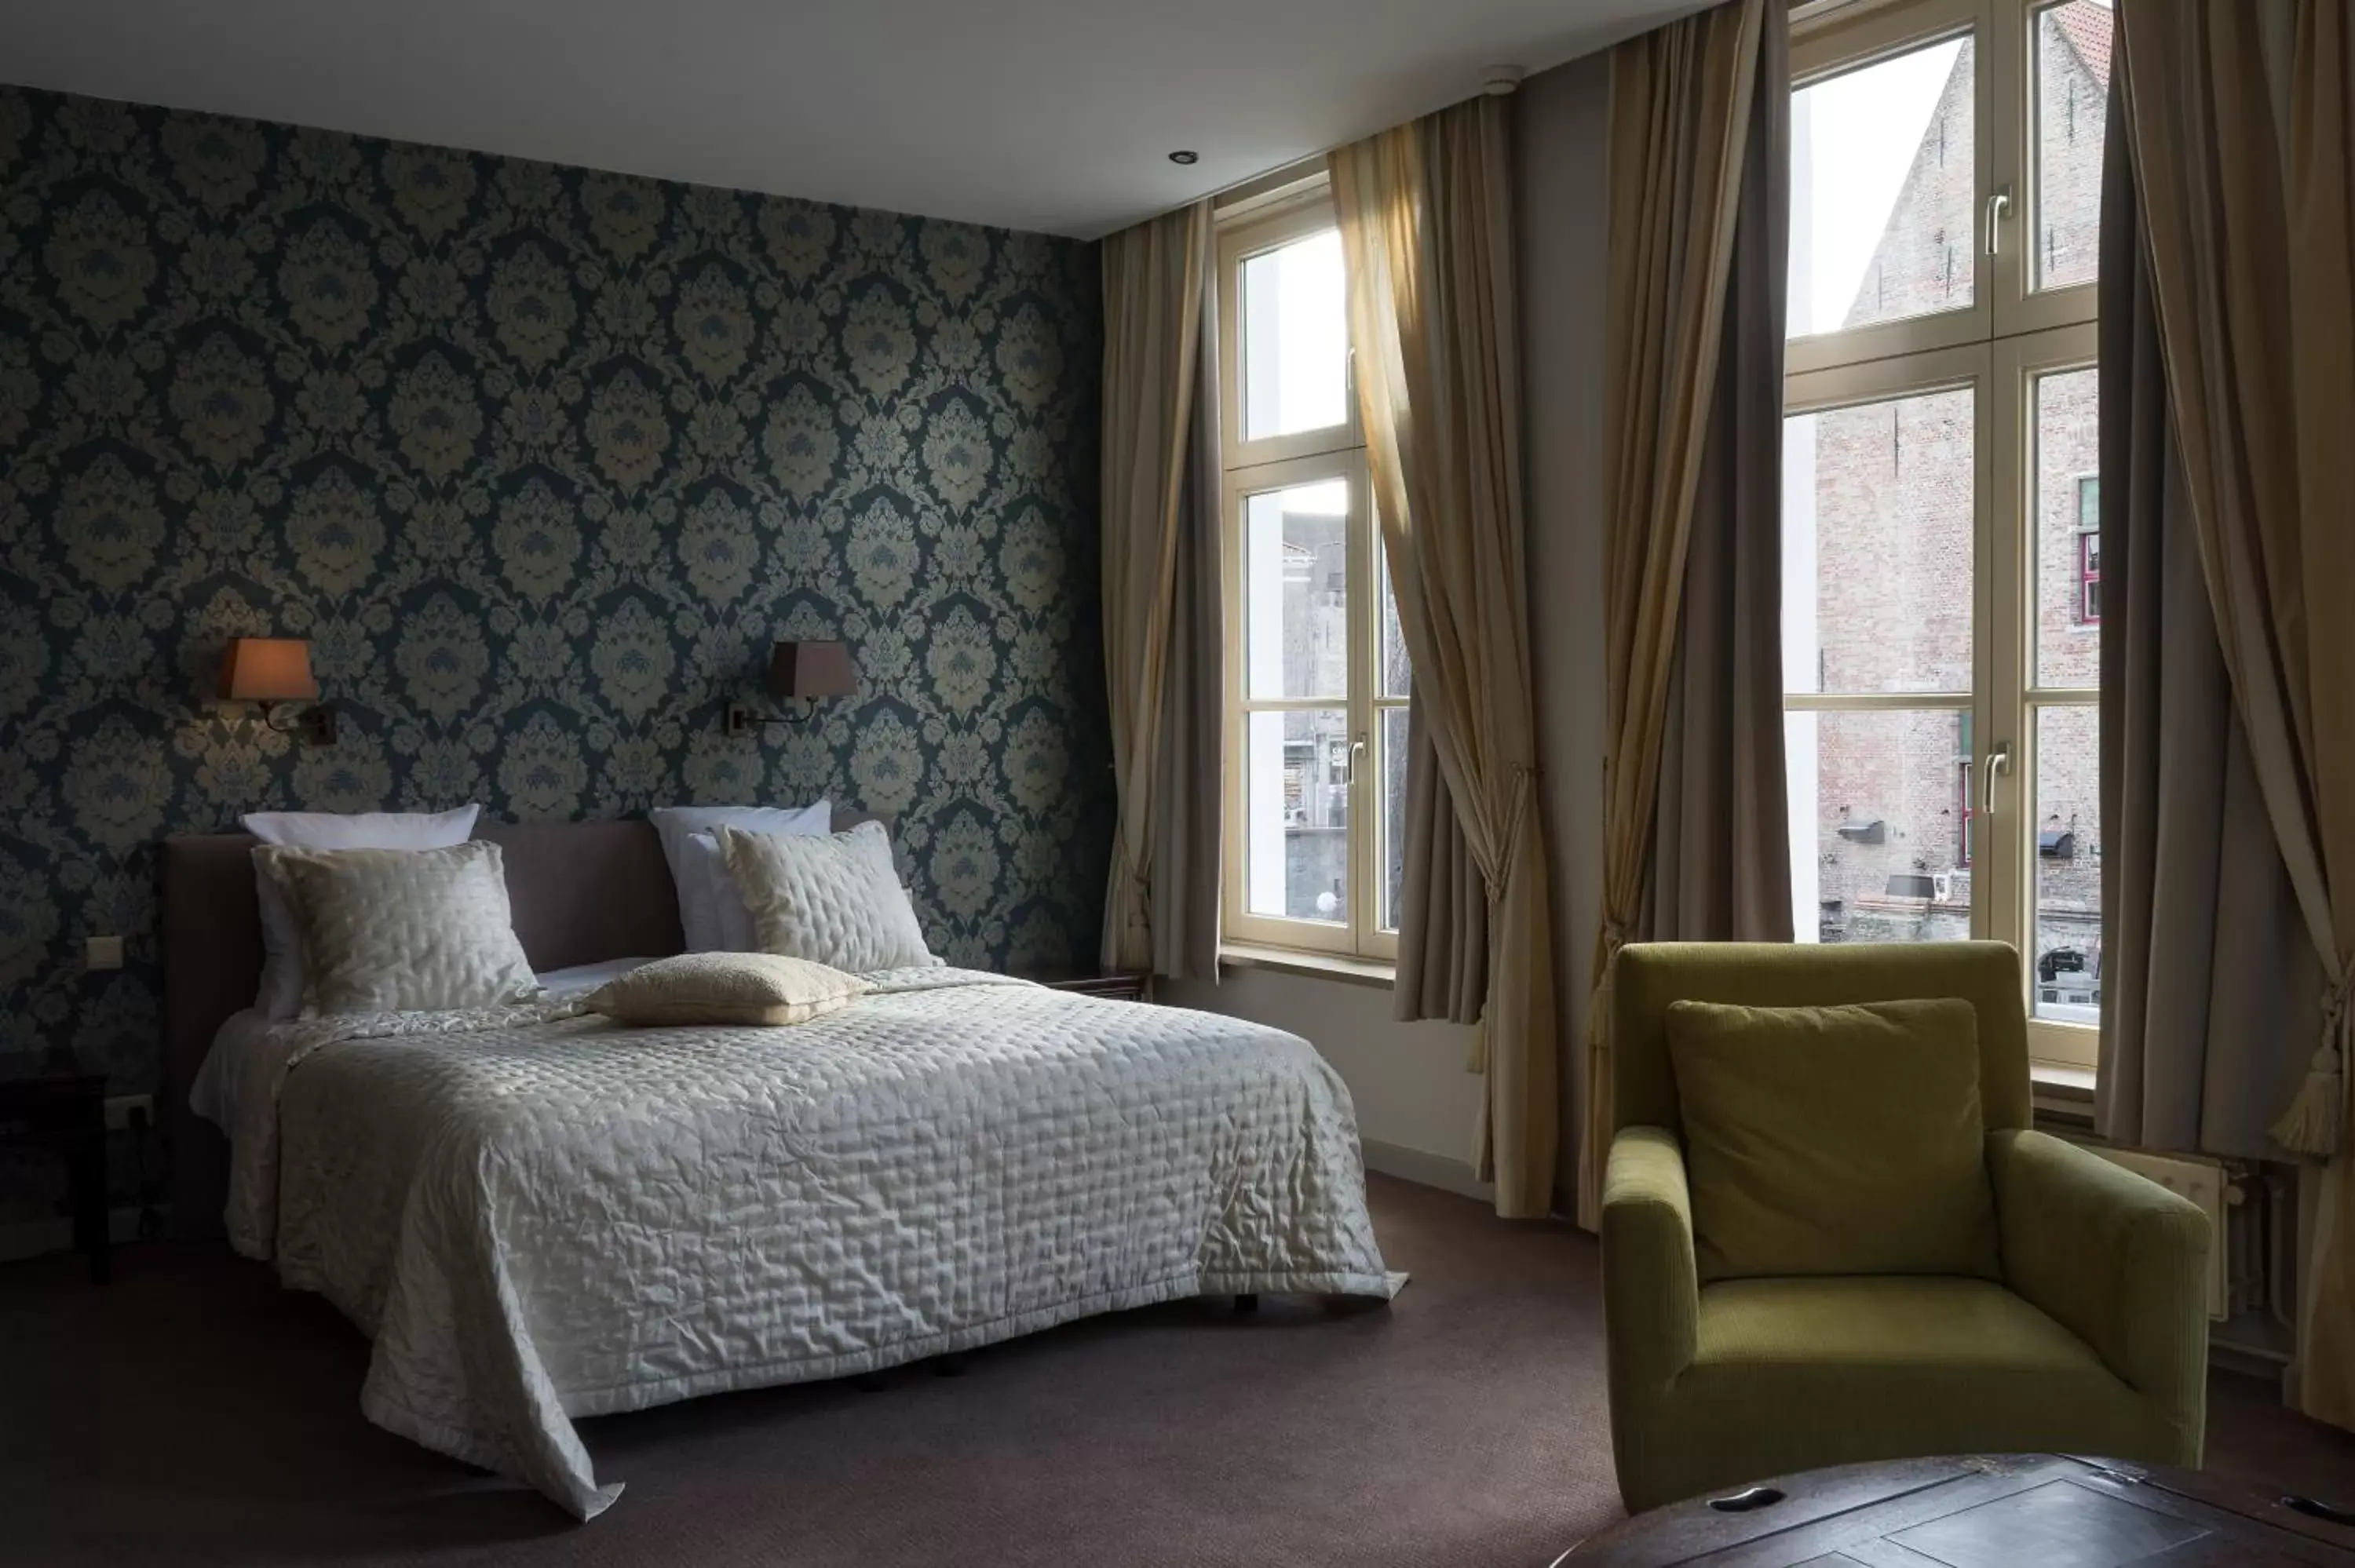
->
0;1052;110;1283
1020;969;1152;1003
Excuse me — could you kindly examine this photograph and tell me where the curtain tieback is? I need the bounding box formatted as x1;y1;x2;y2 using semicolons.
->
1465;764;1543;1079
2270;968;2353;1161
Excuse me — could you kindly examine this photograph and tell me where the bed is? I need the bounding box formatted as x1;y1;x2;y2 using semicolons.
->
159;818;1400;1519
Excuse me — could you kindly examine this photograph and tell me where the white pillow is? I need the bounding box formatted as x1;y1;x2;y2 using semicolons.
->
535;957;659;998
648;803;831;951
243;806;481;1020
685;833;760;952
715;820;939;972
254;840;539;1016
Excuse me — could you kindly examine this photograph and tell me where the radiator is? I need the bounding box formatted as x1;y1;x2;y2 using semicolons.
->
2066;1143;2233;1321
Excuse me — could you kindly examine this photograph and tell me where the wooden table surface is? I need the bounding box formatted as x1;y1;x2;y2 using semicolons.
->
1557;1453;2355;1566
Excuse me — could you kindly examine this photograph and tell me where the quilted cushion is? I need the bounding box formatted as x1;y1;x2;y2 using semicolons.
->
1667;997;2000;1282
243;805;480;1019
257;840;540;1016
583;951;872;1026
716;821;939;972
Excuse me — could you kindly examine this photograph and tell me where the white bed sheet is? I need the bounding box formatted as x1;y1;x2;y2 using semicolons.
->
221;972;1401;1518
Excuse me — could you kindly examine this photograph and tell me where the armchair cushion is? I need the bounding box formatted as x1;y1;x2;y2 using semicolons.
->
1667;997;2001;1282
1616;1275;2166;1513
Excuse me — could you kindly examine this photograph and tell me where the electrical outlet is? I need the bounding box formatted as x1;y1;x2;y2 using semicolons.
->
85;935;124;971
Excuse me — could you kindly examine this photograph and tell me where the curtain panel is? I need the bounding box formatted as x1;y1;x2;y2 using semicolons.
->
1642;1;1793;956
1098;203;1210;975
1580;0;1771;1231
2116;0;2355;1431
1331;95;1560;1218
1148;225;1224;984
2096;77;2319;1166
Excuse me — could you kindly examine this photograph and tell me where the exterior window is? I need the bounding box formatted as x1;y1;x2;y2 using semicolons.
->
1218;187;1404;961
1787;0;2105;1072
2074;475;2101;622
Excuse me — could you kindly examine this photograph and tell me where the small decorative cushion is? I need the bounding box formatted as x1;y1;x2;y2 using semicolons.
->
1666;997;2001;1283
648;803;831;952
243;806;481;1019
582;951;872;1027
716;820;939;973
255;840;539;1016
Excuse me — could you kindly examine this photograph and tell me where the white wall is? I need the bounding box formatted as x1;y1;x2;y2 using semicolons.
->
1159;969;1488;1198
1171;49;1615;1208
1517;49;1614;1204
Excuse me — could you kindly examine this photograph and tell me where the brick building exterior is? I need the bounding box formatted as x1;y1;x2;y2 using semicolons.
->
1791;8;2107;1005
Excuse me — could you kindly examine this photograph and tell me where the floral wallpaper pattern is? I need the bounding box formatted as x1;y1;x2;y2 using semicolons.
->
0;86;1112;1097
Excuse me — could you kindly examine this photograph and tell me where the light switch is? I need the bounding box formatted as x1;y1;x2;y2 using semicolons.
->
86;935;124;971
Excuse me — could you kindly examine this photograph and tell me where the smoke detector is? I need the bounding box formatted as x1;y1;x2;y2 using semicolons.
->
1481;65;1527;97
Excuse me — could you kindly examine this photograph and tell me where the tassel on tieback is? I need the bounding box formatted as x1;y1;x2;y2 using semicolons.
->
2270;976;2351;1160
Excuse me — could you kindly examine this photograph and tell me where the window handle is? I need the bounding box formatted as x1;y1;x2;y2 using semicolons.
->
1349;733;1367;782
1982;742;2012;811
1984;187;2013;257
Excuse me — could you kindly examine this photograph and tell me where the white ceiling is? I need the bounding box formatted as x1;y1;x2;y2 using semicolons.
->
0;0;1692;238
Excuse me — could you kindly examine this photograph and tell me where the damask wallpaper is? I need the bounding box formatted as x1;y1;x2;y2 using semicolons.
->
0;86;1113;1102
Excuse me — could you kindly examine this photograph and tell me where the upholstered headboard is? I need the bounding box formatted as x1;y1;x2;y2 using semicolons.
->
159;810;878;1239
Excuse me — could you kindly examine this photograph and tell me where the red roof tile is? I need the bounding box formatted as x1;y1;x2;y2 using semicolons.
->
2050;0;2113;93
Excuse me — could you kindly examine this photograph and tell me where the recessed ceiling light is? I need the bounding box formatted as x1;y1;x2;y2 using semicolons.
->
1167;150;1199;165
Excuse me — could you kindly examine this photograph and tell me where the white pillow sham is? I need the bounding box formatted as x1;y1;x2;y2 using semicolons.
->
648;803;831;952
243;805;481;1020
684;833;760;952
255;840;539;1016
715;820;939;973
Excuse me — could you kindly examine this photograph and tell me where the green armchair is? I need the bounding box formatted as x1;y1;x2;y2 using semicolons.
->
1602;941;2211;1514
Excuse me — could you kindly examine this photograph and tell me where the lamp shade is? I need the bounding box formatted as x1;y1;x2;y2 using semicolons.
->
219;638;319;702
768;640;856;700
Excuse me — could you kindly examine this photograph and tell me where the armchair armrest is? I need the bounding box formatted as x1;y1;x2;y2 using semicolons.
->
1602;1126;1700;1389
1987;1129;2211;1439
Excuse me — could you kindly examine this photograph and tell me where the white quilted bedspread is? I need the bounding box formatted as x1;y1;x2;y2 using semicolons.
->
220;970;1400;1518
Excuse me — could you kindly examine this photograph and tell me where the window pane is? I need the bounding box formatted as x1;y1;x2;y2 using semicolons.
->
1791;31;1977;338
1243;478;1349;701
2034;1;2111;291
1783;388;1976;695
2032;704;2101;1023
2033;365;2101;686
1380;705;1408;932
1240;229;1349;440
1378;544;1409;699
1244;707;1350;923
1787;708;1977;944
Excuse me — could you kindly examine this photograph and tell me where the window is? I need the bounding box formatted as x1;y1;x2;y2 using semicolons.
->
1217;184;1404;961
2074;476;2101;622
1787;0;2109;1070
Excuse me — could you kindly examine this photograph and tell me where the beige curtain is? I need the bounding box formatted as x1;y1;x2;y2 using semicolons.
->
1394;695;1488;1026
1148;227;1225;984
1645;0;1792;954
1331;96;1559;1218
2097;75;2320;1164
1098;203;1209;972
1579;0;1767;1230
2116;0;2355;1431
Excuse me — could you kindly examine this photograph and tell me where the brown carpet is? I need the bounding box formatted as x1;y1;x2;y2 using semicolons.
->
2;1172;2348;1567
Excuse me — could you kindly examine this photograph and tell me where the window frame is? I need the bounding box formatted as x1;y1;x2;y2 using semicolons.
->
1789;0;2098;377
1215;187;1400;964
1789;0;2107;1072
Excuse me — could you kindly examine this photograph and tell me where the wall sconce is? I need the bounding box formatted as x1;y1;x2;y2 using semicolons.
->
220;637;337;746
726;640;856;735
